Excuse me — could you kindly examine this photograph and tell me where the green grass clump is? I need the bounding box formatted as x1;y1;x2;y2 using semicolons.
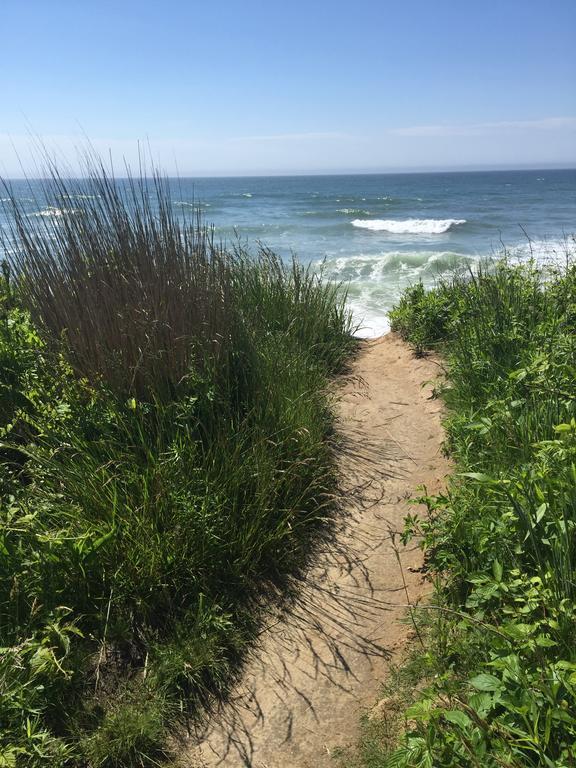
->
81;693;170;768
0;163;356;766
389;279;461;356
354;253;576;767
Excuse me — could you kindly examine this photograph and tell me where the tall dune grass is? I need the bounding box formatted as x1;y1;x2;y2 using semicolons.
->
4;168;233;401
0;162;356;766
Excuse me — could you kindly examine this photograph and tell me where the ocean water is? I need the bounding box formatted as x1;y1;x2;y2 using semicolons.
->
1;169;575;336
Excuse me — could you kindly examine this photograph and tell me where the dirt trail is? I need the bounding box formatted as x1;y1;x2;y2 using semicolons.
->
185;334;450;767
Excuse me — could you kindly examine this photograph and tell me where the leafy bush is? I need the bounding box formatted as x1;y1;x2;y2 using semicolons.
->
389;279;462;355
357;256;576;767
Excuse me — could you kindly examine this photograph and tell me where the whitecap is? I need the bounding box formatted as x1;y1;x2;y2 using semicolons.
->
351;218;467;235
60;193;101;200
174;200;211;208
29;206;77;218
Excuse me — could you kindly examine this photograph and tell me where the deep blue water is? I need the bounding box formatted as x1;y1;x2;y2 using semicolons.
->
2;169;575;335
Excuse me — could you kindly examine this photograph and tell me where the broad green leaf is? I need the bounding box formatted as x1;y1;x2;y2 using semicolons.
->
405;698;435;723
468;673;503;692
444;709;472;729
492;559;503;582
535;635;557;648
468;692;494;717
535;503;547;524
461;472;496;484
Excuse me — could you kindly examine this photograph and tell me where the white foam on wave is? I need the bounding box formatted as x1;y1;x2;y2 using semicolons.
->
29;206;77;218
60;194;101;200
351;218;467;234
320;250;472;283
348;298;391;338
320;236;575;339
506;236;576;268
174;201;211;207
316;248;475;340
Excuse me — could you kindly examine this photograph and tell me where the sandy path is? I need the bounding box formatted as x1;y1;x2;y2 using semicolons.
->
184;334;450;767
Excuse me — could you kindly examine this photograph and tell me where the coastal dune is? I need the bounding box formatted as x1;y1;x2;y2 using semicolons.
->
185;333;450;767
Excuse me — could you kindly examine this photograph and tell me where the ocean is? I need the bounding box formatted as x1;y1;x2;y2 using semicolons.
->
1;169;575;336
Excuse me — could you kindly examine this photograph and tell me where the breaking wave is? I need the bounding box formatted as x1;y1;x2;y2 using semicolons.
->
351;218;467;234
319;250;473;283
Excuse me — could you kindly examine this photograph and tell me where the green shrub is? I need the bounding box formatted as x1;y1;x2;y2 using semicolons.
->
354;256;576;767
389;279;461;355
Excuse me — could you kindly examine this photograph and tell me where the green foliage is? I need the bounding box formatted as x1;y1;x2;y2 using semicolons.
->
354;255;576;767
81;693;169;768
0;168;356;765
389;279;462;356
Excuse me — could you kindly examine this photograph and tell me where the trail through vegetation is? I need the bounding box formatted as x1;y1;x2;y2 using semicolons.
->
187;334;449;767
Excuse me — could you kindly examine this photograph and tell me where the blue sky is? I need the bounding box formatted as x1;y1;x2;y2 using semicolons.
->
1;0;575;175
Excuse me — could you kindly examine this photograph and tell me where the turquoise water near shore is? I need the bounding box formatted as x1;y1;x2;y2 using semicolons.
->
2;169;575;336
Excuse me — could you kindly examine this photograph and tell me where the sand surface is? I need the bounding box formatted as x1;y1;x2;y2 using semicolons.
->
184;333;450;767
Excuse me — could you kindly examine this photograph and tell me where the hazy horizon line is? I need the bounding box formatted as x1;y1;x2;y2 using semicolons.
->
2;162;575;181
